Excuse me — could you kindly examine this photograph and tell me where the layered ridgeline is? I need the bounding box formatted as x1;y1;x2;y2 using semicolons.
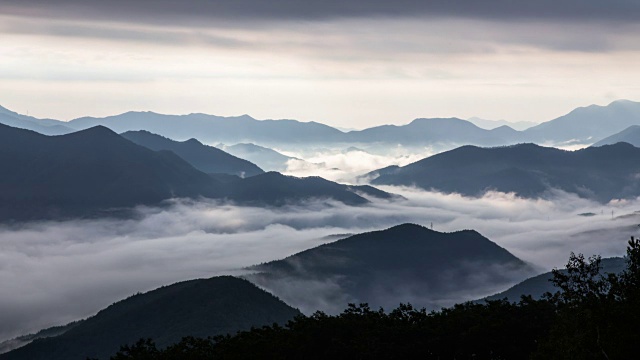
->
369;142;640;203
0;124;392;221
3;100;639;148
248;224;535;312
0;276;300;360
0;105;73;136
484;257;626;302
592;125;640;147
121;130;264;177
218;143;300;172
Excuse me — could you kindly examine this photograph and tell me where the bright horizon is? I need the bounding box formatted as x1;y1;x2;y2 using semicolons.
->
2;2;640;128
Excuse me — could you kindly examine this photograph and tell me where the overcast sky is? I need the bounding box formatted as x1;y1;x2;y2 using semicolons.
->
1;1;640;128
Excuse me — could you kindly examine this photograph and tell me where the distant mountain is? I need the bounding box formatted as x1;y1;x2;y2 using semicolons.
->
522;100;640;145
0;124;392;221
121;130;263;177
0;106;73;135
67;112;345;145
343;117;522;147
0;322;82;355
0;276;300;360
592;125;640;147
467;117;537;131
485;257;626;302
369;142;640;203
248;223;534;312
3;100;639;149
219;143;298;172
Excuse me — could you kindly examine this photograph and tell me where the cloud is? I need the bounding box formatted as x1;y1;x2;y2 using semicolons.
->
280;146;433;183
0;188;639;342
2;1;639;24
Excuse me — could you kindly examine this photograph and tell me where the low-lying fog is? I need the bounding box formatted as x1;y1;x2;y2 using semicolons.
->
1;186;638;342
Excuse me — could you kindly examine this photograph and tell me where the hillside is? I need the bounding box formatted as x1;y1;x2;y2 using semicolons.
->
248;223;534;311
591;125;640;147
0;124;221;221
370;142;640;203
121;130;263;177
0;276;300;360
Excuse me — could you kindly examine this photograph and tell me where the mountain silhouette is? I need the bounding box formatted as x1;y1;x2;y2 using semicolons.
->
523;99;640;144
0;123;221;221
0;105;73;135
219;143;299;171
121;130;263;177
3;100;640;148
591;125;640;147
0;124;391;221
0;276;300;360
248;223;534;311
369;142;640;203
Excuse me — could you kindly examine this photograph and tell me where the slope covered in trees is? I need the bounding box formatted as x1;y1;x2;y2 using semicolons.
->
370;142;640;203
248;223;535;311
121;131;264;177
0;277;300;360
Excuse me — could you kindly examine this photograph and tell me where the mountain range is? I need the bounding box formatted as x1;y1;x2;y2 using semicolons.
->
0;276;300;360
369;142;640;203
248;223;535;312
2;100;640;149
0;124;392;221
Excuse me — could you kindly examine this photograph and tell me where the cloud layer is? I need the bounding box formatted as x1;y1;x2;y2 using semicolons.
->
3;1;640;24
1;188;639;341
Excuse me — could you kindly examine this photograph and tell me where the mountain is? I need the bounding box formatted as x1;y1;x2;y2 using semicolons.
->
343;117;523;147
220;172;394;206
485;257;626;302
0;124;394;221
121;130;263;177
219;143;298;172
522;100;640;145
0;276;300;360
67;112;345;146
369;142;640;203
0;124;221;221
248;223;534;312
467;117;537;131
0;106;73;135
591;125;640;147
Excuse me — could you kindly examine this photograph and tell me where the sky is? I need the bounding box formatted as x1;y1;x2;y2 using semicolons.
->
1;1;640;128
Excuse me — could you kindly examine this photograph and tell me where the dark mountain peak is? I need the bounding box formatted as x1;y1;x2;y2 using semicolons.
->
1;276;300;360
184;138;203;145
62;125;120;139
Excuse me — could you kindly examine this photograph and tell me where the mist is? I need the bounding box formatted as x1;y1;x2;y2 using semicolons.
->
1;187;639;341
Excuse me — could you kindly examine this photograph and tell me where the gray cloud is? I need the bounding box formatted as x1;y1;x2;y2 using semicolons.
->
2;1;640;24
0;188;638;342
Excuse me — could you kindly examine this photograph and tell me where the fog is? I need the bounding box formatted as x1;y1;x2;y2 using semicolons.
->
1;188;639;342
279;146;435;182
